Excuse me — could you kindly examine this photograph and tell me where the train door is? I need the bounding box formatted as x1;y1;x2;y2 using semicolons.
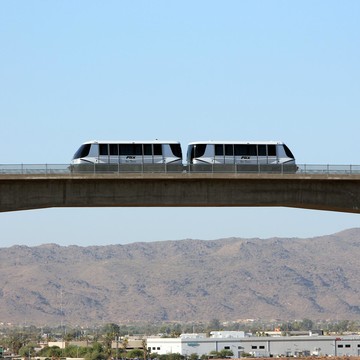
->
268;144;278;164
99;144;110;163
152;143;163;163
257;145;267;164
109;144;119;164
224;144;235;164
214;144;225;164
247;144;258;164
133;144;143;163
143;144;153;164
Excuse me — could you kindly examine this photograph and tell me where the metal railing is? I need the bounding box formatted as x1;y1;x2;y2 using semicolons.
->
1;163;360;175
0;164;70;175
297;164;360;174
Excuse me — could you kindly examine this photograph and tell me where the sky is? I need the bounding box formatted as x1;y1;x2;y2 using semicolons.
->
1;0;360;247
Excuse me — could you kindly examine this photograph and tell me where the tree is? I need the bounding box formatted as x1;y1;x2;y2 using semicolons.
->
208;319;221;332
300;319;314;331
6;331;28;355
208;349;233;359
37;345;62;359
170;324;182;338
159;354;184;360
142;338;148;360
189;353;199;360
209;350;220;358
126;349;144;359
64;344;88;358
122;337;129;353
219;349;233;358
102;323;120;359
19;344;36;359
103;323;120;336
85;342;107;360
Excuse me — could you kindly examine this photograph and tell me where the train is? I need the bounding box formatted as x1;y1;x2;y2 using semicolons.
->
70;140;297;173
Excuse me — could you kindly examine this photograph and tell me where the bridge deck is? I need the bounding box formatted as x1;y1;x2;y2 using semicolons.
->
1;173;360;213
1;172;360;179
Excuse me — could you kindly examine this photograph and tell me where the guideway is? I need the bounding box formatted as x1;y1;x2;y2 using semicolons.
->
1;173;360;213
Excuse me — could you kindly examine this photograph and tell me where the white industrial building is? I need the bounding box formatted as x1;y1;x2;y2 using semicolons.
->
147;331;360;358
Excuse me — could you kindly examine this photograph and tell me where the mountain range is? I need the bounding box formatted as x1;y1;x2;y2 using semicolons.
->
1;228;360;326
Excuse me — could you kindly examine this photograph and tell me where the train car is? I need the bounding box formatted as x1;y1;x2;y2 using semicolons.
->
186;141;297;173
70;140;183;172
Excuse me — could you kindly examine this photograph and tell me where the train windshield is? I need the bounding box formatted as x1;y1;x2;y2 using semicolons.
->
73;144;91;159
284;144;295;159
170;144;182;158
187;144;206;162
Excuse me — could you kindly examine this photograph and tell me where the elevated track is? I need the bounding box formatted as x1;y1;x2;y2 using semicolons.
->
1;171;360;213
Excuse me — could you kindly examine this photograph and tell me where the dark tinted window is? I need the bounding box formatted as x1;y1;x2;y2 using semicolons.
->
225;144;234;156
118;144;143;155
234;144;257;156
283;144;295;159
170;144;182;158
144;144;152;155
99;144;109;155
215;144;223;156
235;144;257;156
234;145;246;156
110;144;119;155
153;144;162;155
188;144;207;160
194;144;206;157
134;144;142;155
248;145;257;156
268;145;276;156
187;145;195;161
258;145;266;156
119;144;133;155
73;144;91;159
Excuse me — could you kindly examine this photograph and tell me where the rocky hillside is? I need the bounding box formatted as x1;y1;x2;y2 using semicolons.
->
1;228;360;326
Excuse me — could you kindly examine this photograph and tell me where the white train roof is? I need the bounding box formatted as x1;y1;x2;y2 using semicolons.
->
187;141;285;145
82;140;181;144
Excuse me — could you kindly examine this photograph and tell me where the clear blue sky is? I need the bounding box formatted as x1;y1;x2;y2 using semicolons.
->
1;0;360;247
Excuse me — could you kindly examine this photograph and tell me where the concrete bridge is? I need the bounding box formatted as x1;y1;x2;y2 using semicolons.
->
1;173;360;213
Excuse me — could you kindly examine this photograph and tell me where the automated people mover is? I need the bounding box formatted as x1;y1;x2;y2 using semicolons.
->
186;141;297;172
70;140;183;172
71;140;296;173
